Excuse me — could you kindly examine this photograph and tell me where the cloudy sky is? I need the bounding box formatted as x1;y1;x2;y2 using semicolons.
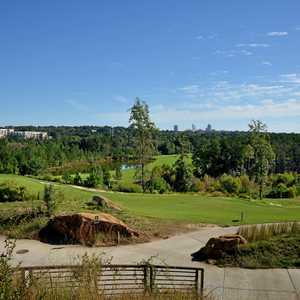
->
1;1;300;132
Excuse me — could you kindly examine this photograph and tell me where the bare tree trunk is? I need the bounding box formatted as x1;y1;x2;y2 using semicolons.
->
141;162;145;192
259;182;263;200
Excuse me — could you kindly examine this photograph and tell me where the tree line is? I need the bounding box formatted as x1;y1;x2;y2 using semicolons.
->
1;100;300;179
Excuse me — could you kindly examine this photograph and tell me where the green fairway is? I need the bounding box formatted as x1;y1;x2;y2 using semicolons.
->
98;192;300;225
119;154;192;185
1;174;300;226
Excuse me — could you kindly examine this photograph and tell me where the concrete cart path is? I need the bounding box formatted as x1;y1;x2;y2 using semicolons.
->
1;226;299;300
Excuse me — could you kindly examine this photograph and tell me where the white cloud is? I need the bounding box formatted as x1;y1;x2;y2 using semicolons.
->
96;98;300;131
267;31;288;36
114;95;128;104
236;43;270;48
147;99;300;125
262;61;272;66
214;49;252;57
240;50;253;56
295;27;300;31
179;85;201;94
280;74;300;84
195;34;217;40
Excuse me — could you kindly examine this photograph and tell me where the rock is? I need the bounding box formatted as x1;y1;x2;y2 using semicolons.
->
191;234;247;261
207;259;217;265
92;195;122;211
92;195;108;208
39;212;139;246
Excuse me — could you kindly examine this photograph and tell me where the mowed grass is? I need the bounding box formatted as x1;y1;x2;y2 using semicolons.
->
1;174;300;226
0;174;97;214
98;192;300;225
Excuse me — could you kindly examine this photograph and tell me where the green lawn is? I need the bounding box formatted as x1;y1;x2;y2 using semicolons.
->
0;174;97;214
98;192;300;225
1;174;300;226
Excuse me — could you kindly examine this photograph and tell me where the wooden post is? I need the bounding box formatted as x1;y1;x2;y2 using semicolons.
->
195;269;199;295
200;269;204;298
149;265;154;293
143;265;148;294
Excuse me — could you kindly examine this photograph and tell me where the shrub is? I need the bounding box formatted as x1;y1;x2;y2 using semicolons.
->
43;184;56;217
267;184;297;198
112;183;143;193
62;172;72;183
272;173;296;187
0;181;30;202
73;173;83;186
296;184;300;196
219;174;241;194
145;177;170;194
287;186;297;198
84;173;102;188
190;177;204;192
0;239;26;300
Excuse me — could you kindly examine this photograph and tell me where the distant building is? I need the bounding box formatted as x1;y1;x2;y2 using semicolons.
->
173;125;178;132
192;124;196;132
205;124;212;132
0;128;48;140
0;128;14;138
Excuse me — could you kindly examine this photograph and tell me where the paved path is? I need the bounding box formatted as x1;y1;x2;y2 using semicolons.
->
1;227;299;299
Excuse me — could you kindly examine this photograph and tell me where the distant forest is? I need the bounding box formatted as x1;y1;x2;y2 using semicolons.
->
0;125;300;175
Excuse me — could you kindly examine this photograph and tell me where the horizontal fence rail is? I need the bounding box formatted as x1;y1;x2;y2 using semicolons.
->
15;264;204;296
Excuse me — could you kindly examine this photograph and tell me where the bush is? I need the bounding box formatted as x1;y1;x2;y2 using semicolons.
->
267;184;297;198
0;181;30;202
145;177;170;194
287;186;297;198
43;185;56;217
0;239;26;300
296;184;300;196
84;173;102;188
219;174;241;194
112;183;143;193
73;173;83;186
239;175;251;194
190;177;204;192
272;173;296;187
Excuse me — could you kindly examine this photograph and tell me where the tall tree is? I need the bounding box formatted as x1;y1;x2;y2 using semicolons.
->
129;98;156;191
246;120;275;199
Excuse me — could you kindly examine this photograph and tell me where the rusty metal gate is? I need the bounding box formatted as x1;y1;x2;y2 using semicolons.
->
16;264;204;296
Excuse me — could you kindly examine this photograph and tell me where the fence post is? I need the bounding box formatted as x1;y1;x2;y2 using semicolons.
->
195;269;199;295
21;269;26;289
143;265;148;294
149;265;154;293
200;269;204;298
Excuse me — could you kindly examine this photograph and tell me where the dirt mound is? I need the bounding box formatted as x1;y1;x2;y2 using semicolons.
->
39;212;140;246
191;234;247;261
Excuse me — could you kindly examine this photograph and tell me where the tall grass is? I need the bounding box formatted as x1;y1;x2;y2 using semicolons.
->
238;222;300;242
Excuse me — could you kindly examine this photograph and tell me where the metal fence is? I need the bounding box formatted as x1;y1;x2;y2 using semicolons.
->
16;264;204;296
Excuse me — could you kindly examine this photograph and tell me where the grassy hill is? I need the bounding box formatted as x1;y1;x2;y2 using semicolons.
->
118;154;192;185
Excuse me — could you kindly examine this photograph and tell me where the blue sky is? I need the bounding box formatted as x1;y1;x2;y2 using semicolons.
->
1;1;300;132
